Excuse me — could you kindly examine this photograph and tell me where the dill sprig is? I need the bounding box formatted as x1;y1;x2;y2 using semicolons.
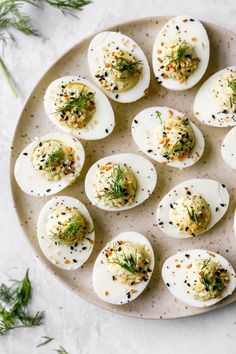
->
0;0;92;95
112;58;142;74
156;110;162;123
51;217;85;246
45;0;91;15
44;149;65;168
201;258;211;270
100;165;127;200
37;336;54;348
54;346;70;354
187;206;201;225
0;269;44;336
228;78;236;94
55;87;95;116
108;248;138;274
166;40;190;65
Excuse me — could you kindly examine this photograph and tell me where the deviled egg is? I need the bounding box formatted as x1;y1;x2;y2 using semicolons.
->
221;126;236;169
14;132;85;196
88;31;150;103
44;76;115;140
156;179;229;238
93;231;154;305
162;249;235;307
85;153;157;211
37;196;95;270
153;15;209;91
194;66;236;127
132;107;204;169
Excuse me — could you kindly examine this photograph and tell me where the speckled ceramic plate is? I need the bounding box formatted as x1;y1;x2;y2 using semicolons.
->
10;17;236;319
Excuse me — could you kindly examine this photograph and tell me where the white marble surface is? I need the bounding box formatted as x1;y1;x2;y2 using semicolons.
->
1;0;236;353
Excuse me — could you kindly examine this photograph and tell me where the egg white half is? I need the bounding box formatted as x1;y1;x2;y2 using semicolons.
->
221;126;236;169
14;132;85;197
93;231;155;305
156;178;229;239
85;153;157;211
37;196;95;270
152;15;209;91
194;66;236;127
88;31;150;103
131;106;205;169
44;76;115;140
162;249;236;307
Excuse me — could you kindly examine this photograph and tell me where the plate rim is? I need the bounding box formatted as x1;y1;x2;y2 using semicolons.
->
9;15;236;320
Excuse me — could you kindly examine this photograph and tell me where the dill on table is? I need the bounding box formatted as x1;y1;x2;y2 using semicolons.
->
54;346;70;354
0;269;44;335
0;0;92;96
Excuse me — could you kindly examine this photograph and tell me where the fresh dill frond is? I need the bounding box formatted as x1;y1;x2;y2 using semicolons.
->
166;40;190;65
0;0;92;95
201;258;211;270
55;87;95;116
228;78;236;94
187;206;201;226
44;149;65;168
100;165;127;200
51;217;86;246
0;270;44;336
54;346;70;354
108;248;138;274
156;110;162;123
37;336;54;348
45;0;91;15
112;58;142;74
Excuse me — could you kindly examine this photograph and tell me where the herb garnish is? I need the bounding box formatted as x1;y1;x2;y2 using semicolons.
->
54;346;70;354
166;40;190;66
0;0;92;96
108;248;138;274
100;165;128;200
55;87;95;116
0;270;44;335
51;217;86;246
228;78;236;95
44;149;65;168
112;58;142;74
37;336;54;348
201;258;211;270
156;110;162;123
187;206;201;225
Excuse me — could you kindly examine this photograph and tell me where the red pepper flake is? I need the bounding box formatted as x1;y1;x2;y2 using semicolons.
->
105;290;109;296
187;264;192;269
157;49;162;54
192;37;197;42
183;19;188;22
208;252;215;257
176;264;181;268
144;88;149;96
157;57;163;63
64;259;71;264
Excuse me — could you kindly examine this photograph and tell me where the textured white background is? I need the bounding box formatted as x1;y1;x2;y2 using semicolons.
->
1;0;236;353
